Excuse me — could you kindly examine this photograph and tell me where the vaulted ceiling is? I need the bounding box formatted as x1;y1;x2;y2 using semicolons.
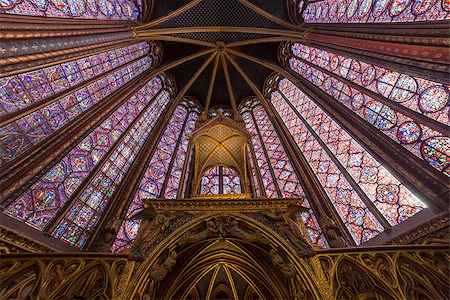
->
135;0;306;113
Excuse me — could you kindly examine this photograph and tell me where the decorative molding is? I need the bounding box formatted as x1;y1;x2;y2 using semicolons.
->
386;214;449;245
143;198;304;212
0;226;54;253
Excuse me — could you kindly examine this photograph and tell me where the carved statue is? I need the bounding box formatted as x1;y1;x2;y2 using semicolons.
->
321;215;348;248
130;207;184;260
91;217;121;253
178;216;270;246
225;219;270;245
149;251;178;282
178;219;220;246
91;228;116;253
269;249;296;279
264;205;316;257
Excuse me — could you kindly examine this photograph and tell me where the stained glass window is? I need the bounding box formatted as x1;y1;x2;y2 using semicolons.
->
199;166;242;195
52;87;170;248
200;167;221;195
274;77;426;230
208;106;233;118
1;0;141;21
3;75;166;233
1;43;159;167
291;44;449;127
287;43;449;176
302;0;449;23
111;99;201;252
240;98;327;247
1;43;151;115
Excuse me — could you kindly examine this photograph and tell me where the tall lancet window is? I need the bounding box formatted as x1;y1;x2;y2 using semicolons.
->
3;74;170;246
1;42;160;167
240;98;327;248
302;0;449;23
0;0;141;21
199;166;242;195
268;75;428;244
111;99;201;253
286;43;449;176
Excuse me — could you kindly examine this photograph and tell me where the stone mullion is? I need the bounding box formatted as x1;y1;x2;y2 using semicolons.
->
247;142;267;198
159;107;190;198
260;91;357;246
43;75;165;235
219;166;224;194
178;144;195;199
277;88;392;229
249;111;283;198
292;54;448;135
0;69;153;207
307;41;449;85
287;68;448;210
1;40;135;78
2;51;149;126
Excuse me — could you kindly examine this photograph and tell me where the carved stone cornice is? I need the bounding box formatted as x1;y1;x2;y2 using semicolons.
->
143;198;305;212
0;226;54;253
386;213;449;245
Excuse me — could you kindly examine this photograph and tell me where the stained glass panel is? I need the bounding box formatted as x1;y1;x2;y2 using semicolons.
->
240;99;327;247
292;43;449;126
1;0;141;20
199;166;242;195
270;89;384;244
200;167;220;195
1;43;150;115
112;100;200;252
52;86;169;248
3;75;164;231
303;0;449;23
1;51;153;167
288;48;449;176
277;78;426;226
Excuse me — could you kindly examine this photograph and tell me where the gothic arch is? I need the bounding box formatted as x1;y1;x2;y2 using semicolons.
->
124;211;326;299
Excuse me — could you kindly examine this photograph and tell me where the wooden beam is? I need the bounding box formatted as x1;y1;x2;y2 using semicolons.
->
220;52;239;117
137;26;306;39
225;36;299;48
204;52;221;116
138;34;216;47
134;0;203;29
148;48;216;79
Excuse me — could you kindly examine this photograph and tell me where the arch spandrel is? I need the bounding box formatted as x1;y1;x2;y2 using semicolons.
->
123;206;329;300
